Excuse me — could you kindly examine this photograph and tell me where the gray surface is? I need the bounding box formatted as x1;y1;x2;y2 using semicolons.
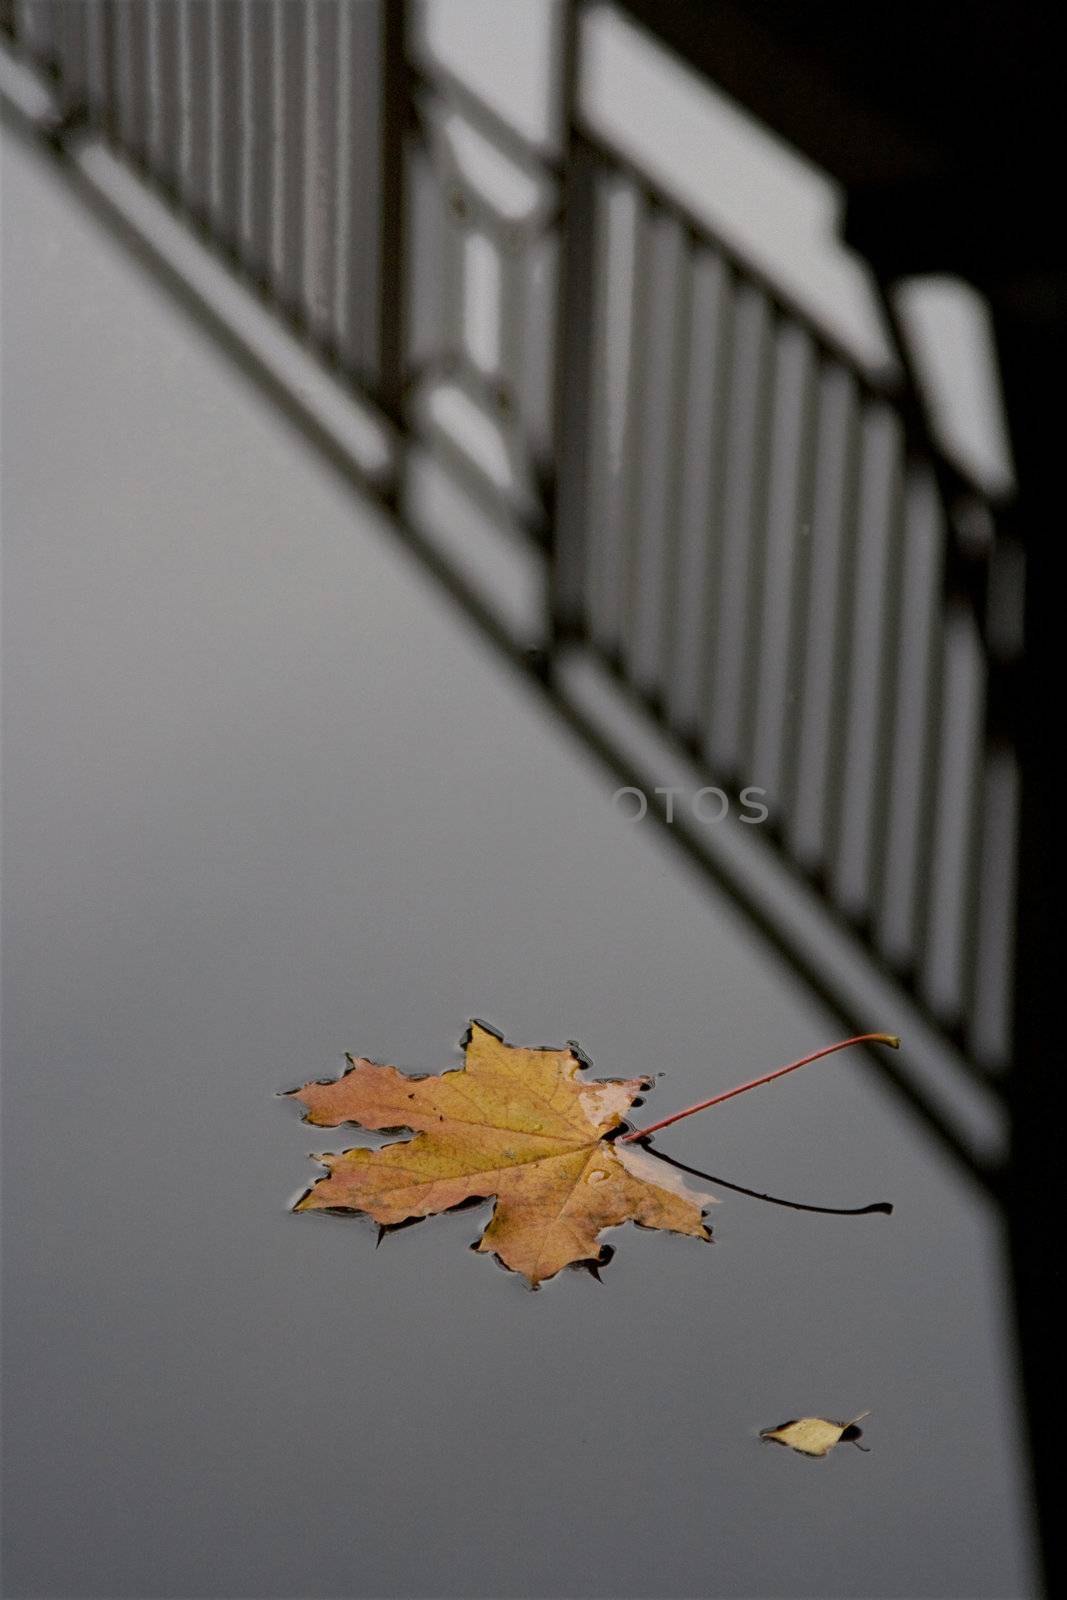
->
1;131;1035;1600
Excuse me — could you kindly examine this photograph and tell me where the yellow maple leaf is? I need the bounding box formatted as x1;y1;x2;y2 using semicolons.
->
287;1020;713;1286
759;1413;871;1457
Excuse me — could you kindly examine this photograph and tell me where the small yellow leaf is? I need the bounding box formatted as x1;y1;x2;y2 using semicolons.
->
759;1412;870;1458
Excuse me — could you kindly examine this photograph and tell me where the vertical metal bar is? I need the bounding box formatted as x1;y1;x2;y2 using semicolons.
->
707;282;772;780
86;0;143;164
748;320;816;814
524;228;562;472
616;187;652;673
955;669;990;1047
921;601;986;1025
306;0;340;350
214;0;243;256
244;0;274;290
277;0;307;324
152;0;181;197
583;175;641;658
772;328;820;822
183;0;212;226
819;376;864;885
630;210;688;701
35;0;63;75
14;0;52;64
124;0;150;166
109;0;130;142
99;0;119;143
83;0;107;124
961;631;990;1033
543;0;596;644
653;229;696;711
337;0;381;383
969;742;1018;1069
666;245;732;742
52;0;89;109
875;463;945;972
550;135;599;642
495;228;524;411
909;586;948;989
144;0;159;164
788;361;861;874
331;0;355;363
377;0;407;422
440;185;468;380
831;403;902;922
861;412;907;928
691;256;736;743
578;168;609;648
734;303;778;781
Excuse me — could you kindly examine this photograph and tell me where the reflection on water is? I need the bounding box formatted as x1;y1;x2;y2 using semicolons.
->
645;1144;894;1217
1;134;1037;1599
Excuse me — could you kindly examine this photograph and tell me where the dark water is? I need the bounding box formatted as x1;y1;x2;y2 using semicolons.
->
1;134;1035;1599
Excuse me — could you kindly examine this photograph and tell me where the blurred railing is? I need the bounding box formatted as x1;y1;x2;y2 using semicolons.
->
558;141;1019;1085
0;0;1019;1191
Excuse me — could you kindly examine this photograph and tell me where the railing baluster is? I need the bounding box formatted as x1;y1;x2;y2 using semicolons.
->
707;282;772;780
921;601;986;1026
956;632;990;1038
970;744;1018;1068
242;0;273;290
14;0;50;65
214;0;242;257
182;0;211;225
667;245;730;740
52;0;89;110
790;362;860;873
337;0;381;384
82;0;108;126
616;184;652;681
151;0;181;196
692;256;736;744
377;0;406;412
630;209;687;702
734;300;777;785
304;0;338;349
550;136;598;642
583;173;639;657
277;0;307;326
876;463;945;971
749;320;816;816
773;327;820;827
861;412;907;929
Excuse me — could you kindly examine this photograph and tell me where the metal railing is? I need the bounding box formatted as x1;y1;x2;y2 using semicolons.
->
1;1;1020;1191
560;142;1019;1086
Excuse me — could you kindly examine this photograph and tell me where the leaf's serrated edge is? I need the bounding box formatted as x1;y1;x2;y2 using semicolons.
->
285;1022;689;1285
280;1019;655;1130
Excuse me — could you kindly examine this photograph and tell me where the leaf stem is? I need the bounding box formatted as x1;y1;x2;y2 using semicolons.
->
618;1033;900;1143
633;1143;892;1215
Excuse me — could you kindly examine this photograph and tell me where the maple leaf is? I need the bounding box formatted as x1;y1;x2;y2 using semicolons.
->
286;1020;713;1286
759;1413;871;1457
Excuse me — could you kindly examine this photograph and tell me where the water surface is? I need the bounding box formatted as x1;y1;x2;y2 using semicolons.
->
1;131;1034;1600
